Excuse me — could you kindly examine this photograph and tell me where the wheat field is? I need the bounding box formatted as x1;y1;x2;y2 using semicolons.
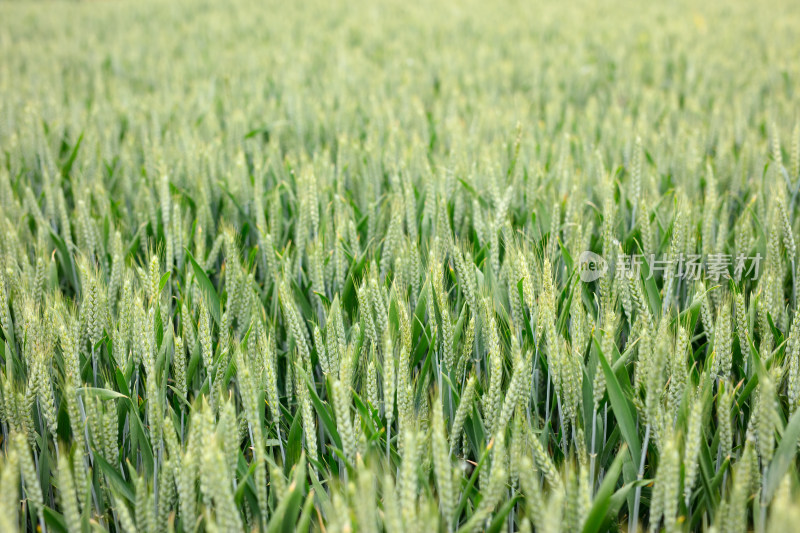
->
2;0;800;531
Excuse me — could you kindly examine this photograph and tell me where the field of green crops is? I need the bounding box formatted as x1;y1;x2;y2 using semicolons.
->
2;0;800;531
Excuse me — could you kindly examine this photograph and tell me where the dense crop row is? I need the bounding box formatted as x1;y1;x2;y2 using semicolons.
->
2;0;800;531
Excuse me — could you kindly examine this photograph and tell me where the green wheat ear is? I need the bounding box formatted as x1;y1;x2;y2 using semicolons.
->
4;4;800;531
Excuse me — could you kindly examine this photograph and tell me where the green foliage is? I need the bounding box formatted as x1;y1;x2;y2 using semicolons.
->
1;0;800;531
